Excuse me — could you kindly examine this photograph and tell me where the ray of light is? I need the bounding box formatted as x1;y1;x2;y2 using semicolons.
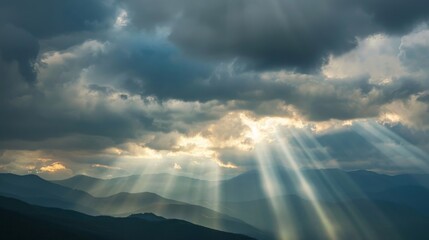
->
94;163;161;215
211;165;222;212
287;128;379;239
371;122;428;163
241;114;298;239
275;129;338;240
254;142;297;240
353;121;429;171
158;173;178;198
294;126;405;239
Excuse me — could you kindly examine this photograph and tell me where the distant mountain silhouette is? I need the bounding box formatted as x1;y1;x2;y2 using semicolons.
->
0;173;97;214
54;169;429;203
54;173;215;201
0;196;254;240
217;168;429;202
4;170;429;239
129;213;166;222
0;173;269;240
367;185;429;214
218;195;429;240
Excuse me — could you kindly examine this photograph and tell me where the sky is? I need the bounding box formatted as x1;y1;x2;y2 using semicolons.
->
0;0;428;180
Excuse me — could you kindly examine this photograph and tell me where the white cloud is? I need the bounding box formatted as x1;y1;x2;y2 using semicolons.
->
323;34;404;83
173;163;182;170
40;162;67;173
114;9;129;28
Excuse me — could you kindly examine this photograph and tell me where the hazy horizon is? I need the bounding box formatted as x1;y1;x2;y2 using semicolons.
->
1;1;429;239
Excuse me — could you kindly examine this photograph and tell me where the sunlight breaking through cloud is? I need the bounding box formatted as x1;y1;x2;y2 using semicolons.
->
354;120;429;172
2;1;429;239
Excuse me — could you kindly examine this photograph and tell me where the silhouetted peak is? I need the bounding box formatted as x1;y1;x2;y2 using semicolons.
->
129;212;166;222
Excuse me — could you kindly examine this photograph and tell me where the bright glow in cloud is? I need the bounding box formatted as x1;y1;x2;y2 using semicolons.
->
40;162;67;173
173;163;182;170
1;4;429;180
240;113;305;143
114;9;129;28
323;34;404;83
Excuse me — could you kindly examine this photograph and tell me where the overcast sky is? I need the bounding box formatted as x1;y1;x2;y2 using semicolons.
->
0;0;428;179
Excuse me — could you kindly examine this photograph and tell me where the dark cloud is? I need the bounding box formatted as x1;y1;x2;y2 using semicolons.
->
417;92;429;103
0;135;117;152
122;0;429;70
0;0;116;82
119;94;128;100
169;0;368;71
55;32;211;103
81;35;365;120
119;0;183;30
0;0;116;38
0;0;428;176
0;47;154;150
0;6;160;149
357;0;429;33
0;24;39;82
88;33;427;122
0;100;154;145
0;0;427;140
0;29;425;154
97;34;211;99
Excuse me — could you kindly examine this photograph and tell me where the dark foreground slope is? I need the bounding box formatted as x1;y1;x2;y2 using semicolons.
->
0;196;253;240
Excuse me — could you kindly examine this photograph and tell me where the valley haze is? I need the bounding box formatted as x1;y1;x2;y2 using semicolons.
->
1;0;429;239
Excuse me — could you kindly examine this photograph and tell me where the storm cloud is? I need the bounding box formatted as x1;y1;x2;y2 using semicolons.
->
121;0;429;70
0;0;428;177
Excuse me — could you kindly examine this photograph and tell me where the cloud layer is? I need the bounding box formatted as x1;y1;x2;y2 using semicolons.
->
0;0;428;178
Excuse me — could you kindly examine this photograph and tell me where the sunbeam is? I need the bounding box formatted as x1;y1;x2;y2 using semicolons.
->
353;121;429;172
255;143;297;240
275;129;338;240
286;128;383;239
3;1;429;240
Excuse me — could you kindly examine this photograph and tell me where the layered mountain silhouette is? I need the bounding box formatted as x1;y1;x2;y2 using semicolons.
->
54;173;215;201
2;169;429;240
217;168;429;202
217;195;429;240
0;196;253;240
367;185;429;214
214;169;429;239
54;168;429;205
0;173;269;240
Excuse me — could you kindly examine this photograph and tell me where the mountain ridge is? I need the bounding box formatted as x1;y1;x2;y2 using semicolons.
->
0;195;254;240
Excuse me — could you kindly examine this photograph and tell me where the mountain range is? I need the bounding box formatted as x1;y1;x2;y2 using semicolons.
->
0;196;253;240
2;169;429;239
0;173;269;240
